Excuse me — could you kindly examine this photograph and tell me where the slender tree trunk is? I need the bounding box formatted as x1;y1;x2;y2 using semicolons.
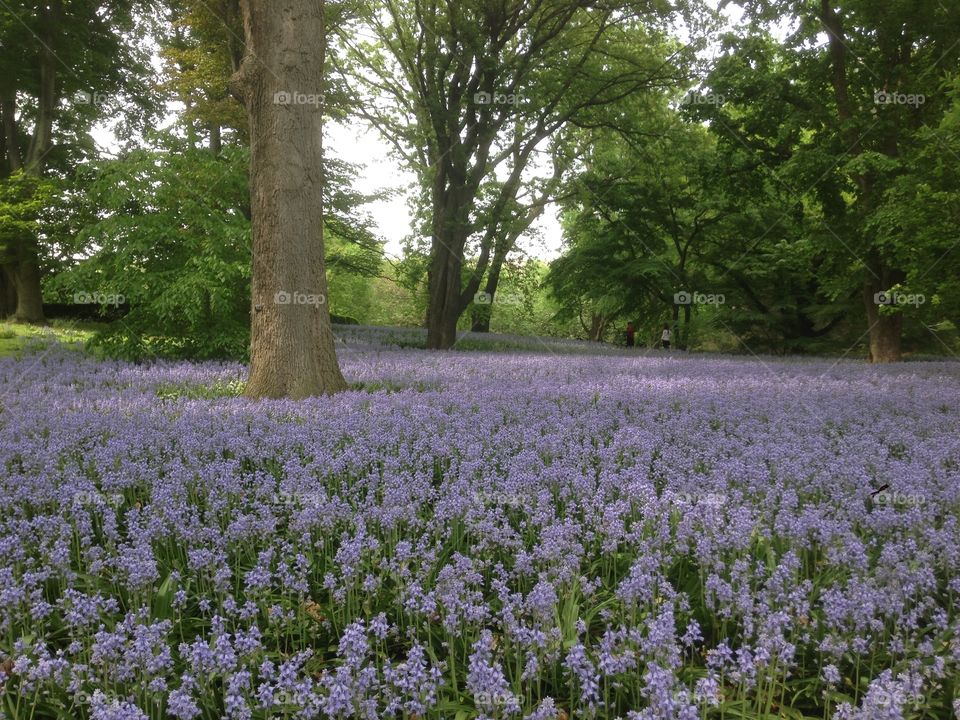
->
470;274;499;333
235;0;346;398
209;123;222;156
821;0;905;361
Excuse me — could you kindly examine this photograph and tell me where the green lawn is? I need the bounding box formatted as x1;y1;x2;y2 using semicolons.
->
0;320;104;358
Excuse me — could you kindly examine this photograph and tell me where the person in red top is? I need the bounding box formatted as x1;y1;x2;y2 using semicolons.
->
625;322;636;347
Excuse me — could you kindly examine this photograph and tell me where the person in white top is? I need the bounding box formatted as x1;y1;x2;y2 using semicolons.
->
661;324;672;349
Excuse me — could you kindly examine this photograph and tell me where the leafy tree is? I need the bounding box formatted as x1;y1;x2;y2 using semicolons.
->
548;108;727;346
335;0;701;348
160;0;246;153
0;0;154;322
700;0;960;360
48;126;384;360
46;136;251;359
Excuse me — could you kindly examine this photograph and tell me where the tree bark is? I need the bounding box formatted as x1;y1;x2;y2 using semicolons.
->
0;266;17;318
235;0;346;398
470;261;504;333
588;312;607;342
426;237;462;349
209;123;222;156
863;267;904;363
12;255;45;323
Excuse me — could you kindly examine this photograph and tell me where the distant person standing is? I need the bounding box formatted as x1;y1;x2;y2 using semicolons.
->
661;324;672;349
625;322;635;348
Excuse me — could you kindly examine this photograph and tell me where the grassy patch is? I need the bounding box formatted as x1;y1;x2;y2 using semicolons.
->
154;378;247;400
0;320;104;358
349;379;441;393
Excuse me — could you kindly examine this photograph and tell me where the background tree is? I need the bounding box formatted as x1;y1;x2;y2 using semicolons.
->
335;0;700;348
698;0;960;360
0;0;153;323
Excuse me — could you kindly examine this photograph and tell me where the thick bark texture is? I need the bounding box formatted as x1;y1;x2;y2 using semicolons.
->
235;0;346;398
426;239;464;350
12;256;45;323
0;266;17;318
863;266;905;363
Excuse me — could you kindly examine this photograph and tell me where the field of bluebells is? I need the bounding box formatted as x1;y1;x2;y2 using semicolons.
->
2;331;960;720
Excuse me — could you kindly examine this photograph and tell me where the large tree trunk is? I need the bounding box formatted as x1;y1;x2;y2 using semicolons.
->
12;256;45;323
425;190;468;348
0;265;17;318
426;240;461;349
588;312;606;342
863;271;903;363
235;0;346;398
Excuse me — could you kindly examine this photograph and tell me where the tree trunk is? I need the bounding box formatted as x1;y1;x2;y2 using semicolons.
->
425;227;464;349
470;305;491;333
12;257;45;323
235;0;346;398
0;0;59;327
470;268;502;333
209;123;222;156
0;265;17;318
589;312;605;342
863;274;903;363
